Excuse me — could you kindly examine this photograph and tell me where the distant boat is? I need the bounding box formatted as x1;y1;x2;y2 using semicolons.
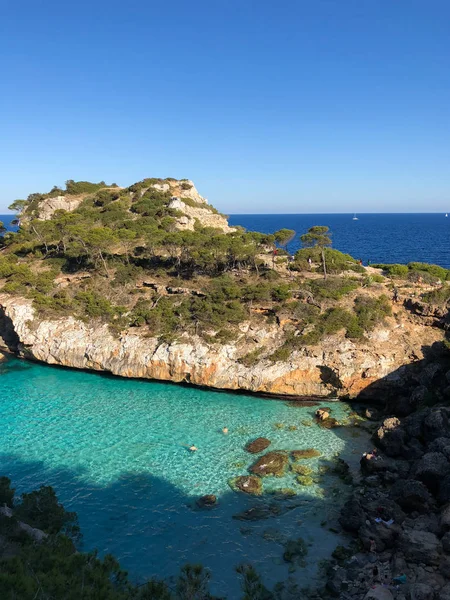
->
446;213;448;217
352;214;359;220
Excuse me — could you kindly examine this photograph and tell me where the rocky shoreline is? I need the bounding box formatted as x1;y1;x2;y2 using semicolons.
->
321;401;450;599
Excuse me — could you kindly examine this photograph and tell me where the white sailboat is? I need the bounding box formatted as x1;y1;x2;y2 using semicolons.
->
352;213;359;220
446;213;448;217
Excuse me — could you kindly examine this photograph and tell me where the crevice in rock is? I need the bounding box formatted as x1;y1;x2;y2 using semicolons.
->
0;305;20;352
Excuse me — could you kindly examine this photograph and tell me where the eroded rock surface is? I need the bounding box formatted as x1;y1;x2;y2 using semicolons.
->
0;295;443;399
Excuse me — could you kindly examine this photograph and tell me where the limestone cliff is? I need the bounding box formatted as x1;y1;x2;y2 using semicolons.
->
0;294;443;399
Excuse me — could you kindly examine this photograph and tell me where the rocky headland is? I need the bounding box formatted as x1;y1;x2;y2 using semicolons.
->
2;177;450;598
1;177;449;400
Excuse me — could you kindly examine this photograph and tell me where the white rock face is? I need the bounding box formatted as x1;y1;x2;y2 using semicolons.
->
34;195;85;220
0;294;442;398
167;197;235;232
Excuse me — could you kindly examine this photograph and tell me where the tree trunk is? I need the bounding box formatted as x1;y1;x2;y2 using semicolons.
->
321;247;327;280
99;251;110;278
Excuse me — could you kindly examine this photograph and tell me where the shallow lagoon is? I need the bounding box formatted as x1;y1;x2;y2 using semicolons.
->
0;356;369;596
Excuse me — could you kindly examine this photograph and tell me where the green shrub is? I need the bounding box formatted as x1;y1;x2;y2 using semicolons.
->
407;262;449;281
354;295;392;330
422;285;450;305
371;274;385;283
321;307;357;334
242;282;272;302
93;189;121;206
309;277;359;300
32;292;73;315
64;180;108;195
112;264;144;287
294;248;360;274
16;486;79;536
407;270;440;285
214;328;238;344
271;284;292;301
239;348;263;367
74;291;117;319
268;345;291;362
372;263;409;278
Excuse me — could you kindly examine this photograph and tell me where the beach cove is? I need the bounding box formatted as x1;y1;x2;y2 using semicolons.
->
0;355;369;596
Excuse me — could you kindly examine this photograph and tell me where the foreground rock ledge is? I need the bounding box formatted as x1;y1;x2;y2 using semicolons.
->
0;294;443;399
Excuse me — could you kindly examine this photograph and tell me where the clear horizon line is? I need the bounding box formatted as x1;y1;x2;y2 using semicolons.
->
228;211;450;215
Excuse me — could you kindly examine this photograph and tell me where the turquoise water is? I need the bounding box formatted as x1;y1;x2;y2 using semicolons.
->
0;356;369;596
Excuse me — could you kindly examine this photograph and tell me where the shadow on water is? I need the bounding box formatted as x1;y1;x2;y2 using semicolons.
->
0;419;366;598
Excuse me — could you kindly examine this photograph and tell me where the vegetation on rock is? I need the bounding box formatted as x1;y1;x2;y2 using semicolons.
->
3;177;448;365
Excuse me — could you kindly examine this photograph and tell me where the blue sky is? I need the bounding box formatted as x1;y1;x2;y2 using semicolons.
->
1;0;449;213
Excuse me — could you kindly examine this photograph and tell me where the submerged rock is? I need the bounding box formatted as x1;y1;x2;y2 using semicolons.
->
231;476;262;495
283;536;308;564
296;475;314;486
269;488;297;499
290;464;313;476
318;417;340;429
233;504;281;521
291;448;321;461
245;437;271;454
250;451;289;477
196;494;217;508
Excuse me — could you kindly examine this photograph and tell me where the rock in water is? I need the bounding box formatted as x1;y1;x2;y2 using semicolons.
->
197;494;217;508
245;437;271;454
232;476;262;495
315;409;330;420
250;451;289;477
291;448;321;460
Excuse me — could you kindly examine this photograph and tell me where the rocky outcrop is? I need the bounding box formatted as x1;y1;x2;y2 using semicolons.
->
0;295;445;400
31;195;85;220
168;197;235;232
326;404;450;599
151;179;235;232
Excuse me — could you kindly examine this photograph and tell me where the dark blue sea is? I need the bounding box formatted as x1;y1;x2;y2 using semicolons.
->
229;213;450;268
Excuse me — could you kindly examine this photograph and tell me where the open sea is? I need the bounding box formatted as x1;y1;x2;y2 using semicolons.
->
229;213;450;268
